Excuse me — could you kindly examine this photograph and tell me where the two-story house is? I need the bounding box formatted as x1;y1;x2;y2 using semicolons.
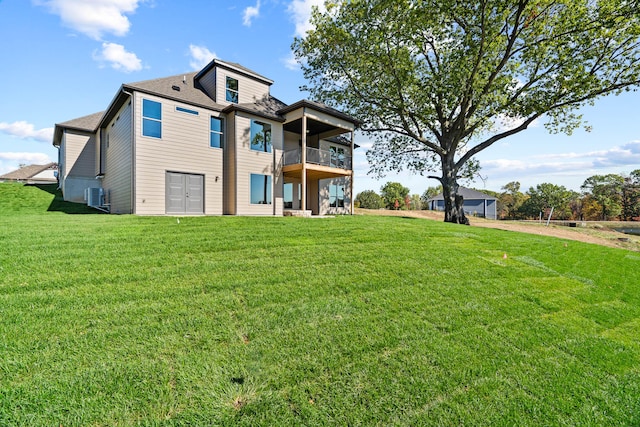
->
53;59;360;216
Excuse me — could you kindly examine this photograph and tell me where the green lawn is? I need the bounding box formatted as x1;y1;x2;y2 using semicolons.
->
1;183;639;426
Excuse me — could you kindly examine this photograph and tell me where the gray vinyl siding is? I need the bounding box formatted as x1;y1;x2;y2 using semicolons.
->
283;131;300;152
64;130;96;178
233;113;282;216
59;130;97;202
216;69;270;106
197;68;217;101
133;93;224;215
319;177;352;215
102;100;133;214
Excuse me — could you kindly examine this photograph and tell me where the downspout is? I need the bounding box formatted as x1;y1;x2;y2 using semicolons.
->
122;89;134;214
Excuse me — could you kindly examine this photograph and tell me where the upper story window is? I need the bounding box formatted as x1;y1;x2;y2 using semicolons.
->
210;117;224;149
142;99;162;138
250;120;271;153
330;146;346;168
226;76;239;103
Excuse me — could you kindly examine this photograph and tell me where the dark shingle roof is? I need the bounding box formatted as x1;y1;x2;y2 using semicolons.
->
125;72;227;111
429;187;498;201
53;111;104;147
0;162;57;181
195;59;274;86
278;99;362;126
57;111;104;132
53;61;361;148
223;95;289;122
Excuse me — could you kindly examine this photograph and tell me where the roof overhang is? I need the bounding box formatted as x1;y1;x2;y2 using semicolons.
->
195;59;274;86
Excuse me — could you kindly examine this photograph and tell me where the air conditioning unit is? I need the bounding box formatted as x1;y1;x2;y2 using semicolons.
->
86;187;104;208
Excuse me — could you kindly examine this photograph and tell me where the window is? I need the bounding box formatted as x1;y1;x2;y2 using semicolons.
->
176;106;199;115
330;146;346;168
329;184;345;208
251;174;272;205
226;76;238;103
210;117;224;148
250;120;272;153
142;99;162;138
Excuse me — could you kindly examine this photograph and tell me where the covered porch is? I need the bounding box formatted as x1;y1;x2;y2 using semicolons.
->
278;100;359;216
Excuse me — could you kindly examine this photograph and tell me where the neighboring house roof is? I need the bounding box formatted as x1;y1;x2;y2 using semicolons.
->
429;187;498;201
53;111;104;147
0;162;58;182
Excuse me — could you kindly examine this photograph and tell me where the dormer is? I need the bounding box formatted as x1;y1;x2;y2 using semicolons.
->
195;59;273;106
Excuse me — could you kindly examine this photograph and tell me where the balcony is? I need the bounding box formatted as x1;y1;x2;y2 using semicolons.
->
283;147;352;170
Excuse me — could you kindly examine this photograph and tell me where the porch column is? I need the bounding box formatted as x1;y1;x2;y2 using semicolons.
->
350;130;355;215
301;112;307;212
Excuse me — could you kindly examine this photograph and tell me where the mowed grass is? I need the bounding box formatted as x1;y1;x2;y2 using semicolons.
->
1;183;639;426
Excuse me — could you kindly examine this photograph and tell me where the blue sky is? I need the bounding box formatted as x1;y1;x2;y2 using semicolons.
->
1;0;639;196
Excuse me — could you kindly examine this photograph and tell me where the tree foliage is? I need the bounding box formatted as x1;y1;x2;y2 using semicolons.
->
520;183;576;219
621;169;640;220
420;185;443;209
581;174;624;220
499;181;527;219
293;0;640;224
355;190;385;209
380;182;410;210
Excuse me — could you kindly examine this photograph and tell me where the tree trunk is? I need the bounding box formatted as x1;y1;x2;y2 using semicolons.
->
441;167;469;225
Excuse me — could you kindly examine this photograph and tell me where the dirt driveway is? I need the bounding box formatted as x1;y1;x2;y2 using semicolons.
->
355;208;640;251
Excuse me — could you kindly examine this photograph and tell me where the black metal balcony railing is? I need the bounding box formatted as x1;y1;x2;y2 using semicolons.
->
283;147;352;170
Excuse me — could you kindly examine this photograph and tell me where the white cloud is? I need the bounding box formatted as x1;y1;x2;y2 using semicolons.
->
0;152;53;175
282;52;299;70
243;1;260;27
189;44;217;71
287;0;325;37
36;0;142;40
479;140;640;190
93;42;143;72
530;141;640;166
0;121;54;143
494;113;540;133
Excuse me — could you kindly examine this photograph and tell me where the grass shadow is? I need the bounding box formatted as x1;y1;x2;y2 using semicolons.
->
30;184;104;214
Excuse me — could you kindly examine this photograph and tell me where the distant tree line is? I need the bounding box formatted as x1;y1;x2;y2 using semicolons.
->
355;170;640;221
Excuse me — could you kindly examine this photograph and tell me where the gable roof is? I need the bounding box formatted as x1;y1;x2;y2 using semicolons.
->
429;187;498;201
0;162;58;181
278;99;362;127
223;95;289;122
53;111;104;147
125;72;226;111
54;60;361;147
195;58;274;86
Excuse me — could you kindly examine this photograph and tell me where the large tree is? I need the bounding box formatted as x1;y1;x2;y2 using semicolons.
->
380;181;410;209
293;0;640;224
621;169;640;220
520;183;576;219
581;173;624;220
